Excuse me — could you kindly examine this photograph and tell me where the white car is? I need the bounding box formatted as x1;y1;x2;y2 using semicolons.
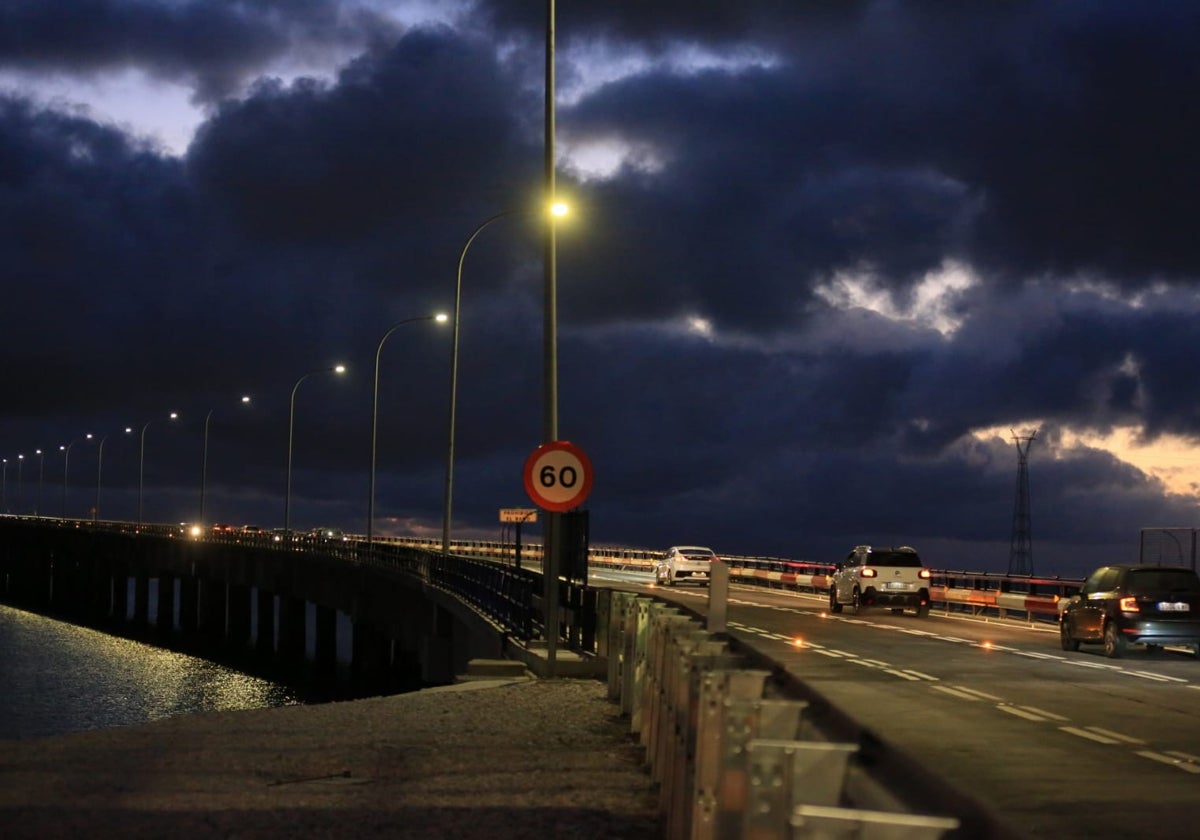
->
655;545;719;586
828;545;931;616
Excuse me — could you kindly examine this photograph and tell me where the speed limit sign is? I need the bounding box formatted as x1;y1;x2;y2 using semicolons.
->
523;440;594;512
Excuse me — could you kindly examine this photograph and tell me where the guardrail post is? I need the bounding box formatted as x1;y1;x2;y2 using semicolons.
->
628;596;653;732
691;669;772;840
743;739;859;839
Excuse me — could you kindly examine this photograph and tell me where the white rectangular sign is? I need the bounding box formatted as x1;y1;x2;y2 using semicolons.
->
500;508;538;523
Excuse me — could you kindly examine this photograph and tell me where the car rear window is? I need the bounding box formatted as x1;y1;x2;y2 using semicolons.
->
867;551;922;567
681;549;715;559
1126;569;1200;593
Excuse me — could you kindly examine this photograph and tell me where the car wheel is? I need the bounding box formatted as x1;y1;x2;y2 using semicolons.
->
916;602;930;618
851;587;863;615
829;586;843;614
1192;643;1200;658
1145;644;1162;654
1103;621;1125;658
890;608;904;614
1060;620;1079;652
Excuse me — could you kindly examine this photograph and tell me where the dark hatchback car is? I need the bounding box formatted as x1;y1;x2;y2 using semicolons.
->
1060;564;1200;658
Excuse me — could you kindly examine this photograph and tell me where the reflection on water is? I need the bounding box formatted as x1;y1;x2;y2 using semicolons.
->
0;605;302;740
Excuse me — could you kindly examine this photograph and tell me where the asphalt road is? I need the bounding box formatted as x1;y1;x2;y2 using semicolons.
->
593;567;1200;840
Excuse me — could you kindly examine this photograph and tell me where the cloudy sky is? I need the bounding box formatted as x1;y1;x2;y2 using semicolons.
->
2;0;1199;578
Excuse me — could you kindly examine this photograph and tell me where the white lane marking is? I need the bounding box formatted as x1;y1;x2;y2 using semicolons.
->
1014;705;1069;722
950;686;1003;701
998;705;1055;723
883;669;924;681
1063;659;1124;672
1014;650;1063;660
1060;726;1123;745
931;685;983;701
1084;727;1145;745
1136;751;1200;774
814;649;848;658
901;670;940;682
1127;670;1188;684
1165;750;1200;763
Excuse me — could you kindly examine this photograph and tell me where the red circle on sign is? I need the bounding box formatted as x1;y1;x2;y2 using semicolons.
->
523;440;594;512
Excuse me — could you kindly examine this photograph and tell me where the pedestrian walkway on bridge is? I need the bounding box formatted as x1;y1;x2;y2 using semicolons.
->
0;672;662;839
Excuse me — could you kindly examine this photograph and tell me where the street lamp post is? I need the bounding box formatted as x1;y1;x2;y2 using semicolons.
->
60;434;93;518
16;454;23;514
200;396;251;529
285;365;346;534
95;428;132;523
138;413;178;527
369;316;446;544
35;449;43;517
2;458;6;513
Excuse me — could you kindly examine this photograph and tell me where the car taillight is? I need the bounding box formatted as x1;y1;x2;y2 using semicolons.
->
919;569;932;580
860;567;877;578
711;556;719;563
1118;596;1140;612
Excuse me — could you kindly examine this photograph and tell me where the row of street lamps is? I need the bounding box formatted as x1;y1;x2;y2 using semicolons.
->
2;202;566;544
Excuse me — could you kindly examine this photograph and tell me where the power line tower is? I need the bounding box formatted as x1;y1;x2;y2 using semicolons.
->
1008;429;1038;576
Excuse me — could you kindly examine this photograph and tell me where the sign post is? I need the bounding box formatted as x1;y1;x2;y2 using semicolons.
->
523;441;593;673
500;508;538;569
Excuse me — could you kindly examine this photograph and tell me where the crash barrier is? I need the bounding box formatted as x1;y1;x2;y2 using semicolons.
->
604;589;961;840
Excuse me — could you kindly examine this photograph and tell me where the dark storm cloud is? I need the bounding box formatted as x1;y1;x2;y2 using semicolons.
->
0;0;398;101
2;3;1199;571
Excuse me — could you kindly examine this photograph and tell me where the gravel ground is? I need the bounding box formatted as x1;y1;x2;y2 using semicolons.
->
0;677;663;839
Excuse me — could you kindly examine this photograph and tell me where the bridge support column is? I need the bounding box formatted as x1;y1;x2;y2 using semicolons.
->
227;583;252;652
256;589;275;657
156;574;175;635
132;573;150;630
85;558;112;622
351;622;392;694
198;579;226;643
112;572;130;623
314;604;337;685
178;577;199;635
421;604;454;685
278;596;306;669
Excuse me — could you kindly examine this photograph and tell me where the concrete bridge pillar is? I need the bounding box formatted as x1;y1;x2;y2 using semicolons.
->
351;622;392;694
156;574;175;635
112;573;129;622
133;573;150;630
278;596;306;668
227;583;252;652
421;603;455;685
178;577;199;635
256;589;275;657
314;604;337;683
198;579;226;642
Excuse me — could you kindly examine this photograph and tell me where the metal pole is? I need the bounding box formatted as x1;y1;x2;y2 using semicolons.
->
200;409;213;528
370;316;437;544
35;450;43;517
543;0;561;675
286;367;344;534
16;454;23;514
441;210;526;554
94;436;107;522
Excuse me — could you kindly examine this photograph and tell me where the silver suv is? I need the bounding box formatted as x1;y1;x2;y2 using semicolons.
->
655;545;718;586
828;545;932;617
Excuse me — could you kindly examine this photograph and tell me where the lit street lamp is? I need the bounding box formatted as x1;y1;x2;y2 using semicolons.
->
369;316;446;544
441;204;567;554
200;396;251;529
60;434;94;518
16;454;23;514
94;428;132;523
138;412;178;527
285;365;346;534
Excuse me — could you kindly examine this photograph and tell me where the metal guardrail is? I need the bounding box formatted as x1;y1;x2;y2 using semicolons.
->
605;589;966;839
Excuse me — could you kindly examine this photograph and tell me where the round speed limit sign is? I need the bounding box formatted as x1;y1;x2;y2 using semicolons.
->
523;440;594;512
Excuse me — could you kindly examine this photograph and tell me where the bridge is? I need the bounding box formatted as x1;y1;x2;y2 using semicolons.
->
3;514;1197;839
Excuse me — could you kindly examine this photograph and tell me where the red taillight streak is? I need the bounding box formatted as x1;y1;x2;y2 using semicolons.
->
1118;596;1140;612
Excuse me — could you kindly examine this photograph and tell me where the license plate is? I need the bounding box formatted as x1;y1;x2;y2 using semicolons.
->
1157;602;1191;612
885;582;910;590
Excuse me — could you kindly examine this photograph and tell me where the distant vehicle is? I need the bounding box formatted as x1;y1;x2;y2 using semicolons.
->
655;546;718;586
828;545;931;617
240;525;263;536
1059;564;1200;658
270;528;291;543
308;526;346;542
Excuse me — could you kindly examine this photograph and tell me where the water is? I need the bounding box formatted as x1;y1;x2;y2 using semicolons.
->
0;604;304;741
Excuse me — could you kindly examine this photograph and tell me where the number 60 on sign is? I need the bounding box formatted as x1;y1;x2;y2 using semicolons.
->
522;440;594;512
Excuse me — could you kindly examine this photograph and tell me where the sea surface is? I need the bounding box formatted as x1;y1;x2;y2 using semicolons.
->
0;604;304;741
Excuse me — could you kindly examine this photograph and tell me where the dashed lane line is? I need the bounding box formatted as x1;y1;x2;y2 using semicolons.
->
1137;751;1200;774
